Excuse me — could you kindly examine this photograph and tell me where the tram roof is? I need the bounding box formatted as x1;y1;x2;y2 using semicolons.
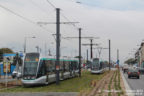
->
40;58;78;62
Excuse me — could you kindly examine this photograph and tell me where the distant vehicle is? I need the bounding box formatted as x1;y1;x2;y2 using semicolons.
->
12;67;22;79
122;64;129;73
138;68;144;74
21;52;79;86
127;68;140;79
91;58;107;74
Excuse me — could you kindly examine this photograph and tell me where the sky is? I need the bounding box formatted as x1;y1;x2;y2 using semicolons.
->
0;0;144;64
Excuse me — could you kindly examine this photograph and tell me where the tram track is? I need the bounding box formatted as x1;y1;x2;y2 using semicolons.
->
79;71;113;96
88;71;113;96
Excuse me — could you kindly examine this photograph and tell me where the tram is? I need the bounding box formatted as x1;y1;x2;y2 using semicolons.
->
91;58;106;74
21;52;79;86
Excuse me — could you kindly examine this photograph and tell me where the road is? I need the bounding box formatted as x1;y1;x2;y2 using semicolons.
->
0;78;15;83
123;72;144;96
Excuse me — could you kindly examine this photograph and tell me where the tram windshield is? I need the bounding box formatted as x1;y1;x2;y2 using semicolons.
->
92;58;99;69
23;53;39;76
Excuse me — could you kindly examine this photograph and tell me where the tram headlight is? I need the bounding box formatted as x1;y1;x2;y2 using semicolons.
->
28;76;30;79
24;77;27;79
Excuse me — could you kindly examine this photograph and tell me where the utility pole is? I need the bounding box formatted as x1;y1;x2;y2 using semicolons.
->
82;39;100;69
37;9;78;85
90;39;93;59
35;46;39;53
109;40;111;71
56;8;60;85
87;49;88;65
83;39;100;59
63;36;99;77
79;28;81;77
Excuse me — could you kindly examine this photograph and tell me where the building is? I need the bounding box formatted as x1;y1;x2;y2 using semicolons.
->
135;42;144;68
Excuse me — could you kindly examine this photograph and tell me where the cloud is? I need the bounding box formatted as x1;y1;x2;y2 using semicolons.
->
0;0;144;63
75;0;144;11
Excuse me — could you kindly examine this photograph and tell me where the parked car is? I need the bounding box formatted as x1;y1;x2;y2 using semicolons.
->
138;68;144;74
127;68;140;79
12;67;22;79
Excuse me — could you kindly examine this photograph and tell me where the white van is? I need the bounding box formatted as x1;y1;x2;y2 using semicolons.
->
12;67;22;79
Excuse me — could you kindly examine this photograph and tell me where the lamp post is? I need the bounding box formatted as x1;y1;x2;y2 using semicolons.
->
35;46;39;53
24;36;36;53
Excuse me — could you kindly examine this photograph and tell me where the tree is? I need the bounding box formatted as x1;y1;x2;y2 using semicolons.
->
0;48;14;62
124;58;137;65
74;56;83;58
0;48;14;53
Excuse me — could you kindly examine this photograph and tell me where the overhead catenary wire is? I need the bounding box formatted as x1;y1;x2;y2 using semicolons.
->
29;0;56;18
0;4;35;24
61;12;79;29
0;3;55;34
46;0;80;30
46;0;56;9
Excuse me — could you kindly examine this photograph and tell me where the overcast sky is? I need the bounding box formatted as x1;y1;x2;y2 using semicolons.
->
0;0;144;64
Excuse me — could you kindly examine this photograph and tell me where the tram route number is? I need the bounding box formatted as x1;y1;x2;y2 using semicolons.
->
56;65;60;70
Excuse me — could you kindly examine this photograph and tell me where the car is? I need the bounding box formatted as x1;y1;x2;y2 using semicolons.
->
122;64;129;73
12;67;22;79
127;68;140;79
138;68;144;74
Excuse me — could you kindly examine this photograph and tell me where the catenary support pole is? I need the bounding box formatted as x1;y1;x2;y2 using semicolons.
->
109;39;111;71
87;49;88;65
56;8;60;85
79;28;81;77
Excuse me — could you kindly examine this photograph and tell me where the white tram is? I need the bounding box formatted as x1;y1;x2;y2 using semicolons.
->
21;52;79;86
91;58;107;74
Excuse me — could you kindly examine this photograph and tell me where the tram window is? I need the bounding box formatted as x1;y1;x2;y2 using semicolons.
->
51;60;55;72
76;61;79;70
69;61;73;71
37;60;46;77
25;53;39;61
45;60;50;73
73;61;76;70
45;60;49;72
74;61;77;70
72;61;75;70
60;61;63;71
45;60;55;74
65;61;69;71
63;61;66;72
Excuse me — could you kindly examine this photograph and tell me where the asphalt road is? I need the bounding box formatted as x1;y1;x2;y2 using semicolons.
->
123;72;144;96
0;78;15;83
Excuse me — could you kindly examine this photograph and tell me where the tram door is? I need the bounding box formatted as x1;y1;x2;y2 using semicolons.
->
60;61;64;79
45;60;55;83
69;61;72;76
45;60;49;83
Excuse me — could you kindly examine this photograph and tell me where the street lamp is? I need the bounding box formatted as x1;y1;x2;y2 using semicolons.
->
24;36;36;53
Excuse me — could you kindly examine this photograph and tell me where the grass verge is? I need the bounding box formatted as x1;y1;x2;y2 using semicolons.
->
0;70;106;92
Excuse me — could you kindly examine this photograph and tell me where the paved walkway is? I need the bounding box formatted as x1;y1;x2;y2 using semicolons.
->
0;92;78;96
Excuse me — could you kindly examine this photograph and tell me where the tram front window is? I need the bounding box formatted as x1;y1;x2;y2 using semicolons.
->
24;61;38;76
23;53;39;79
92;58;99;70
